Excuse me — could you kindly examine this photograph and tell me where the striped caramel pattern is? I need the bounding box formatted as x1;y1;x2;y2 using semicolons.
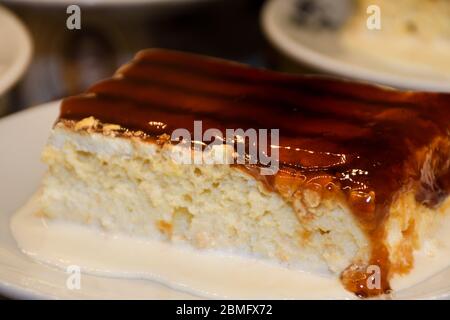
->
60;49;450;297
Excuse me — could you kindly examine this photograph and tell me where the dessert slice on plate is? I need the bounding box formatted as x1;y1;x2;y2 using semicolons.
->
40;49;450;297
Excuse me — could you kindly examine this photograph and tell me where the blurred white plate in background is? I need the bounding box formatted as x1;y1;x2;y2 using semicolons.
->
262;0;450;92
0;5;32;96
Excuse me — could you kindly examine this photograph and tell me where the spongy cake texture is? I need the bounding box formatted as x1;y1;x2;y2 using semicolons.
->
40;116;450;297
41;122;371;274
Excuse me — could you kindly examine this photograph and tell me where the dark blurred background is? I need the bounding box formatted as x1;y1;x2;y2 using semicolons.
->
0;0;294;116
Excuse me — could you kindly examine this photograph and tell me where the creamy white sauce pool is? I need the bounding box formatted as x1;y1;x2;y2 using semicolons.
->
10;192;450;299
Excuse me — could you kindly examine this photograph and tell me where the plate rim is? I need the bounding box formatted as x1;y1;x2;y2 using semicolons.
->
0;101;58;300
0;5;33;96
261;0;450;92
0;101;197;300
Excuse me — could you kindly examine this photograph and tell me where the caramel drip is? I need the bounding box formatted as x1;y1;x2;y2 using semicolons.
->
59;49;450;297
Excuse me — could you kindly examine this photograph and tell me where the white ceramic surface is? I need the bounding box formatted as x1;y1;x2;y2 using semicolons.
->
261;0;450;92
0;102;449;299
0;5;32;96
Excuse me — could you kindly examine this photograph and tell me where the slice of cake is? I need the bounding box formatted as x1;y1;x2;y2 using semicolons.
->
40;49;450;297
342;0;450;77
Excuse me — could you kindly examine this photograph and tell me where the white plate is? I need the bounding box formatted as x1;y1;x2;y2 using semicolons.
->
0;6;32;96
0;102;449;300
261;0;450;92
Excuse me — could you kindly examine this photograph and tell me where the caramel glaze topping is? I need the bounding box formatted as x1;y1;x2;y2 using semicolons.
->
59;49;450;297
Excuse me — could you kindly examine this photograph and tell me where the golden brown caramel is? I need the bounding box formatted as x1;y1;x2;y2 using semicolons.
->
59;49;450;297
